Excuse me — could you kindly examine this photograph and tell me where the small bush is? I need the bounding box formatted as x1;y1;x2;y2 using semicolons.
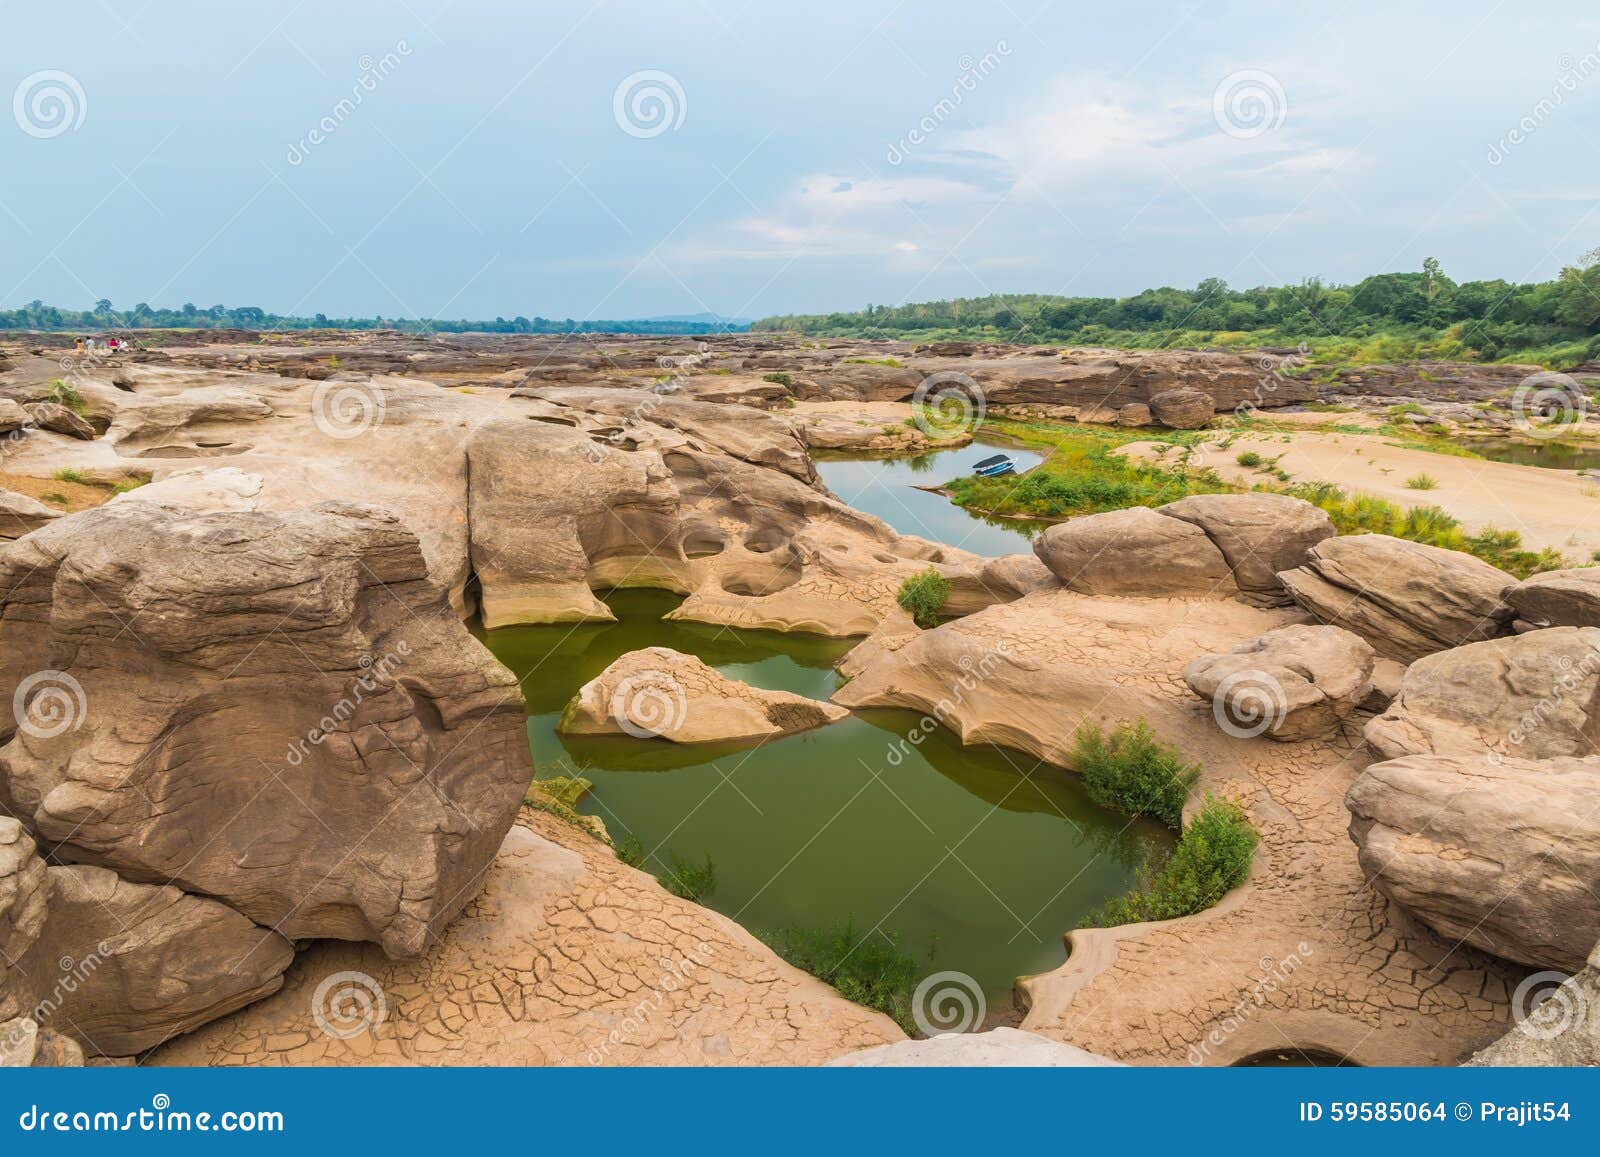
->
614;834;647;869
761;371;792;387
762;920;920;1034
1405;472;1439;490
1072;719;1200;830
1080;794;1258;928
46;379;89;416
661;852;718;903
897;567;951;629
51;468;89;484
1235;450;1263;467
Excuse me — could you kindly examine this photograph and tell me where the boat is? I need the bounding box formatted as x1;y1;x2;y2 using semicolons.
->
971;453;1015;478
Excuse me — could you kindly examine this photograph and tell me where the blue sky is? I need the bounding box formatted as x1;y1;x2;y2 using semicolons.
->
3;0;1599;320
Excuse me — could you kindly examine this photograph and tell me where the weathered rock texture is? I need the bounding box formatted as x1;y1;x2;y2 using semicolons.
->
1466;940;1600;1066
0;500;532;958
1347;753;1600;972
1159;493;1335;605
1278;534;1516;661
1364;627;1600;763
1185;624;1375;741
1147;386;1215;429
0;489;63;540
1032;507;1237;597
560;646;848;744
1503;567;1600;629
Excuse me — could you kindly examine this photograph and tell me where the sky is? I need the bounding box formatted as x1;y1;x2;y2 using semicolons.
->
3;0;1599;321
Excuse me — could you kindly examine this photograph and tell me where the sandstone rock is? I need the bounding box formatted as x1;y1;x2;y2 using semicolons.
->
1503;567;1600;629
1116;402;1152;427
1364;627;1600;762
0;489;61;540
1466;940;1600;1066
1360;658;1407;713
1184;624;1375;741
36;865;294;1056
1148;386;1215;429
0;819;48;1023
23;402;95;440
0;399;28;435
466;418;682;626
0;500;531;958
829;1027;1121;1067
1032;506;1236;597
1347;752;1600;971
1158;493;1335;605
1278;534;1516;661
0;1018;84;1066
560;646;847;744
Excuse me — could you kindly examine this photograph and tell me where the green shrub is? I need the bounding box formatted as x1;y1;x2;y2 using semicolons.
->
896;567;951;628
51;468;89;484
1235;450;1263;467
614;834;647;869
1405;472;1439;490
761;371;792;387
1080;795;1258;928
661;852;718;903
46;379;89;416
1072;719;1200;830
762;920;920;1034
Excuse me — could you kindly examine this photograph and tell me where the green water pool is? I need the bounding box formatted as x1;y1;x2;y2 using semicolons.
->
478;588;1168;1012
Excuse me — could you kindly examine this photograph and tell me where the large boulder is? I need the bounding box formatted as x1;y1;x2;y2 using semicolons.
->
23;402;95;440
1503;567;1600;629
0;399;29;436
1158;493;1335;605
1184;624;1375;741
0;500;531;958
1278;534;1516;661
33;865;294;1056
1148;387;1215;429
1365;627;1600;762
1347;752;1600;971
560;646;847;744
1032;506;1236;597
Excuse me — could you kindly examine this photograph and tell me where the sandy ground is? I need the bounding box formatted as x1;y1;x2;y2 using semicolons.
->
1118;429;1600;562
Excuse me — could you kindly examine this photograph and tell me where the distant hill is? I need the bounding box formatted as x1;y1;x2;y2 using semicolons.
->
0;302;751;337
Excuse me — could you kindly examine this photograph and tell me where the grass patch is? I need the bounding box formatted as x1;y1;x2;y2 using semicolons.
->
1235;450;1263;467
40;492;69;506
761;371;792;387
1080;795;1258;928
896;567;950;628
761;920;920;1034
614;834;647;869
46;379;89;416
51;468;90;484
1073;720;1200;830
843;356;903;367
660;852;718;903
1405;472;1439;490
